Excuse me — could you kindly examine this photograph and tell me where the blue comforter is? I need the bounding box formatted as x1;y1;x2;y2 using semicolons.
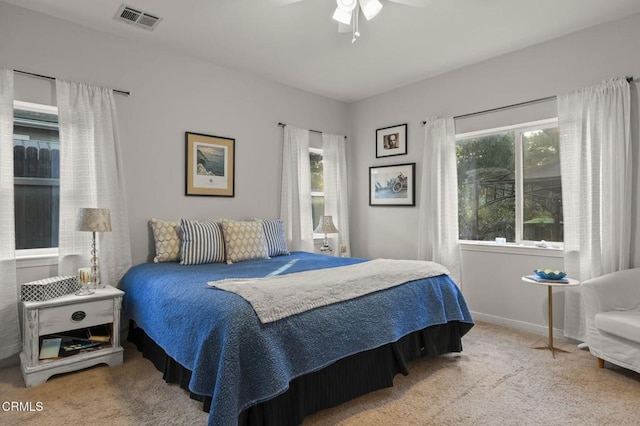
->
121;252;473;425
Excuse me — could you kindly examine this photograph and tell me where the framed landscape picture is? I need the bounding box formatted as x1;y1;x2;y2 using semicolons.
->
185;132;235;197
369;163;416;206
376;123;407;158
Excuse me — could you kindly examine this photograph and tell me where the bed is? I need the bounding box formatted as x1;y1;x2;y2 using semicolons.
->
120;251;473;425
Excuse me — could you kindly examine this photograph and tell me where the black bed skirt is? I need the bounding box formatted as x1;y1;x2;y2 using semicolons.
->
128;320;473;425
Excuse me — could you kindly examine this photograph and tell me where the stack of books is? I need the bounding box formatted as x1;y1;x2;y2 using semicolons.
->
526;274;570;284
39;325;111;359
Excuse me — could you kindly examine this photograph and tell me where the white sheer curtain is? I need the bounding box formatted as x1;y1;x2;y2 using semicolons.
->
558;77;632;341
322;132;350;257
417;117;461;284
56;80;131;287
0;68;21;360
280;125;314;252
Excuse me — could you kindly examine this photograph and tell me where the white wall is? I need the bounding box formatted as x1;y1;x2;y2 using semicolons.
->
459;245;565;335
0;2;350;270
347;12;640;336
3;2;640;346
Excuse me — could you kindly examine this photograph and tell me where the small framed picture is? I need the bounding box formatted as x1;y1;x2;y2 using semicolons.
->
369;163;416;206
376;123;407;158
185;132;235;197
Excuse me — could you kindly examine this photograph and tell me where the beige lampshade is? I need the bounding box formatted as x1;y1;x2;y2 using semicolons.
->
76;208;112;232
314;215;339;234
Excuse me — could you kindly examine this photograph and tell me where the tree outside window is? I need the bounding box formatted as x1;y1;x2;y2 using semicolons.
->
456;121;563;243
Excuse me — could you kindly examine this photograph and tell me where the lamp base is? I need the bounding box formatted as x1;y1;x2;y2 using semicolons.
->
89;231;103;289
319;243;332;252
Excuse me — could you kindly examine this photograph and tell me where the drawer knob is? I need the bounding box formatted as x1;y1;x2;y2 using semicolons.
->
71;311;86;322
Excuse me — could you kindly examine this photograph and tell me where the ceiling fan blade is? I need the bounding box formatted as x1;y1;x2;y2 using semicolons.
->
270;0;306;5
386;0;431;7
338;22;352;33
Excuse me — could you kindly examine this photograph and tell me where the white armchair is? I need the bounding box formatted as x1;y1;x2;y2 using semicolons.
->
581;268;640;373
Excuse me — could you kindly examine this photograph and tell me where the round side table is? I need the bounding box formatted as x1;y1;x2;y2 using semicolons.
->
521;276;580;358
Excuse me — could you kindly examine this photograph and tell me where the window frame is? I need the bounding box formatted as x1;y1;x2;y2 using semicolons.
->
13;100;60;263
455;117;563;249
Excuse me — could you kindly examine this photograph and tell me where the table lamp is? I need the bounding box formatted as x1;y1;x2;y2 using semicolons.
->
76;208;111;289
314;215;339;252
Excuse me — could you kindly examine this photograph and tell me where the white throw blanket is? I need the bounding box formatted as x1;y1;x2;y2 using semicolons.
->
208;259;450;323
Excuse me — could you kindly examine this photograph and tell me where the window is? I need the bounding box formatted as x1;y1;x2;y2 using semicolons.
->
309;147;324;231
456;119;563;243
13;101;60;251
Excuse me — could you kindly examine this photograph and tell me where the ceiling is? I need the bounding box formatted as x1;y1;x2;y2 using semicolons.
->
5;0;640;102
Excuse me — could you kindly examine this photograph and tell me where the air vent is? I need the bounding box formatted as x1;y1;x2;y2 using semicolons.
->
114;4;162;31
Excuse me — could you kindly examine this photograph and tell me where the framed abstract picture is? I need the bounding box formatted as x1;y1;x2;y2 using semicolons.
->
185;132;235;197
376;123;407;158
369;163;416;206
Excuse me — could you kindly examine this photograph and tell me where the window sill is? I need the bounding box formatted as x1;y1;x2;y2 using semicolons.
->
15;249;58;269
458;241;563;258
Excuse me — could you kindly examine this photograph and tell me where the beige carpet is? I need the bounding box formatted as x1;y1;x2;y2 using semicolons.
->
1;322;639;425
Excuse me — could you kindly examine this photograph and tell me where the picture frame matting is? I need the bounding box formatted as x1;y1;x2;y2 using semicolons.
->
185;132;235;197
376;123;407;158
369;162;416;206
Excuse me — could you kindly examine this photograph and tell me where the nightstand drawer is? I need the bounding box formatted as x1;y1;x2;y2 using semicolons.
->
39;299;114;335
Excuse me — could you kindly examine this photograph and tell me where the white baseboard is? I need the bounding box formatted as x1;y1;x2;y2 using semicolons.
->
470;311;564;338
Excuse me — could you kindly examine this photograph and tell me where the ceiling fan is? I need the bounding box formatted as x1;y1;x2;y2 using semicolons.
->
274;0;430;43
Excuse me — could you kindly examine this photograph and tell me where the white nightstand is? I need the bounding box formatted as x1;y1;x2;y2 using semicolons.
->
20;285;124;387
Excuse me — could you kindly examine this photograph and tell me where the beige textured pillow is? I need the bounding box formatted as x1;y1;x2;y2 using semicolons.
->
150;218;181;263
220;219;269;264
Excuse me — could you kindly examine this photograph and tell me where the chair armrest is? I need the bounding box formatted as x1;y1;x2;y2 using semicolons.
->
582;269;640;317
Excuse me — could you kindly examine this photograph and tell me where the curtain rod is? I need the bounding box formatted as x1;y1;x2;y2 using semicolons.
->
278;122;346;139
422;76;636;125
14;69;131;97
278;122;323;134
452;94;557;121
420;94;555;125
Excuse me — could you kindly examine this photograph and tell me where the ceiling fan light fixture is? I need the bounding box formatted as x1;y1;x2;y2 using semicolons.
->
336;0;357;11
359;0;383;20
332;6;353;25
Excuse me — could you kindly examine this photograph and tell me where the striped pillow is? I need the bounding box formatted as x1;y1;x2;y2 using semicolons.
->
257;218;290;257
179;218;225;265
